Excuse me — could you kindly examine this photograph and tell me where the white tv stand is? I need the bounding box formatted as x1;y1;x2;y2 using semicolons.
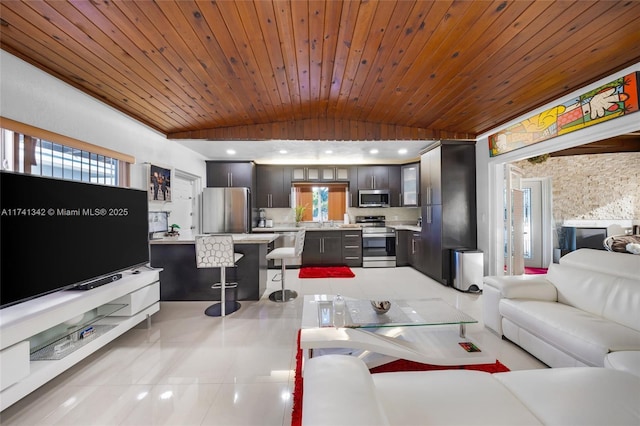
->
0;268;160;411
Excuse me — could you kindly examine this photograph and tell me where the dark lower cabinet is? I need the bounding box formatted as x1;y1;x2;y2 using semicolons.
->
150;242;267;301
396;230;409;266
408;231;426;273
302;230;362;267
342;230;362;267
302;231;343;266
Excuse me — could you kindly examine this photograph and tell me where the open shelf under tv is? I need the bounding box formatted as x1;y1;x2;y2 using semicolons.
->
30;303;127;361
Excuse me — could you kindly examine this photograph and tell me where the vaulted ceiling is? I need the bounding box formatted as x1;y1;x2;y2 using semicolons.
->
1;0;640;142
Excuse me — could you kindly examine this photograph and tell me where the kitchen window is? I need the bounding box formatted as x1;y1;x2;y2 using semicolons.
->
293;183;347;222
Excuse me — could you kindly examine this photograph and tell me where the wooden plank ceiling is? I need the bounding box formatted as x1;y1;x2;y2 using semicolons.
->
1;0;640;141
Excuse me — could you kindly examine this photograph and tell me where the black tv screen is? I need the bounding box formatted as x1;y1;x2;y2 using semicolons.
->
0;172;149;308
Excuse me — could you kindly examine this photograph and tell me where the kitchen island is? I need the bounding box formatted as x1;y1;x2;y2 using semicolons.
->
150;234;279;301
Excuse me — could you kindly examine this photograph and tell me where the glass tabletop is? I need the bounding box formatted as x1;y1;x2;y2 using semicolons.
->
307;296;477;329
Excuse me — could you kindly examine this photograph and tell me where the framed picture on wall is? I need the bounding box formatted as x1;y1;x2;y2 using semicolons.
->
148;163;172;202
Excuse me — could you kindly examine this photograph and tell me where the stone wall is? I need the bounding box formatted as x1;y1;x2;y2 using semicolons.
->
514;152;640;220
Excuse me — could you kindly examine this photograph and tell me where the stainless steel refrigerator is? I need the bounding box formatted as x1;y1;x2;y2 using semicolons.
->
201;187;251;233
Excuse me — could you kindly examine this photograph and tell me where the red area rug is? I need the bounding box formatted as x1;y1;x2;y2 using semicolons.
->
298;266;355;278
369;358;510;374
525;266;548;275
291;330;509;426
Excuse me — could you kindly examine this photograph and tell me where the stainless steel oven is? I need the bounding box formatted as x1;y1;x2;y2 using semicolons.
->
356;216;396;267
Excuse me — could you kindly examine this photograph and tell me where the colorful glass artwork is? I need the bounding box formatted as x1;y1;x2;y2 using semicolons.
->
489;72;639;157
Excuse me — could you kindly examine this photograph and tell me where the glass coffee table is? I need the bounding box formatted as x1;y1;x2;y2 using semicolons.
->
300;295;495;367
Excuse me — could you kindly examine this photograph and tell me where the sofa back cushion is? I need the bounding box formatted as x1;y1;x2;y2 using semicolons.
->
559;248;640;280
547;251;640;331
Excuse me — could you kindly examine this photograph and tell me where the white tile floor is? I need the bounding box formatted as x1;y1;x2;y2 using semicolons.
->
0;267;546;425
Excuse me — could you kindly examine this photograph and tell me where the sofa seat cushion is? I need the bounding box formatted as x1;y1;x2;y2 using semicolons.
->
500;299;640;366
604;351;640;378
495;367;640;425
372;370;541;425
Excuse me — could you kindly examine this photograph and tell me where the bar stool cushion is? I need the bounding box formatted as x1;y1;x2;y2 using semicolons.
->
195;234;242;316
196;235;240;268
266;247;296;260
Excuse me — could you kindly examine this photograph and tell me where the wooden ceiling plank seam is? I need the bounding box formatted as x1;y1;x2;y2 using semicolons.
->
469;0;621;105
318;0;343;109
60;0;206;130
95;0;227;128
358;0;447;123
181;0;271;124
161;2;250;126
0;2;186;131
218;1;283;118
166;117;455;141
332;0;379;118
164;0;265;126
308;0;326;110
486;0;640;104
422;3;588;131
432;0;590;129
252;0;295;119
350;0;418;122
339;0;400;121
8;0;192;130
382;0;495;126
112;0;235;128
457;1;640;133
4;0;640;140
471;25;640;134
76;0;217;125
272;0;303;118
58;0;209;128
386;0;522;127
0;31;183;133
406;0;554;129
290;0;312;116
372;0;476;125
326;0;362;115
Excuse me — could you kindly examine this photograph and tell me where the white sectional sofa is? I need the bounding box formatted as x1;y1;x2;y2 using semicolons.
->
302;354;640;425
483;249;640;369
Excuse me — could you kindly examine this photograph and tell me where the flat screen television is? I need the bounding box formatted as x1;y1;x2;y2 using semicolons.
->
0;172;149;308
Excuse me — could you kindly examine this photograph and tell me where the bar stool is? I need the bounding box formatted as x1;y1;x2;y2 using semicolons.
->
195;234;243;316
267;228;306;302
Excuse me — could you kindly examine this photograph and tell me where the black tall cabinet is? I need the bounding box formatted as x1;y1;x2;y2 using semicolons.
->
420;141;476;285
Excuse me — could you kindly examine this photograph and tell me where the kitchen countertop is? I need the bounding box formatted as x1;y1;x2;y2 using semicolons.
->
149;233;279;244
389;225;422;232
252;224;362;232
252;224;421;233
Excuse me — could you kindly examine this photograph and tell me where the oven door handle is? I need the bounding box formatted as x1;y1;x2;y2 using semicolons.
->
362;233;395;238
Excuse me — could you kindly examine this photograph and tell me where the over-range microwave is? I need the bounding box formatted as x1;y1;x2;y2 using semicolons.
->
358;189;390;208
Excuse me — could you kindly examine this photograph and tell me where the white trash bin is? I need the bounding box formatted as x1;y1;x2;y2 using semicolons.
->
453;249;483;292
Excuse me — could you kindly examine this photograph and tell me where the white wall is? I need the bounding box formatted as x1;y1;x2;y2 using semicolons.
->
476;62;640;275
0;50;207;192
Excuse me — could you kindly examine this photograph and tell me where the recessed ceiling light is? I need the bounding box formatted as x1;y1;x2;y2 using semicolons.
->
325;150;333;154
279;150;288;154
398;148;408;154
370;149;379;154
226;149;236;155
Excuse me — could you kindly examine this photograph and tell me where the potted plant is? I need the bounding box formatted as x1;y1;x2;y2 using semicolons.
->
166;223;181;236
294;204;307;226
